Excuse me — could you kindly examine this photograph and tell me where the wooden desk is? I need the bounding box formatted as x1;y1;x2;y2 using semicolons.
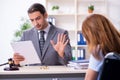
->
0;66;86;80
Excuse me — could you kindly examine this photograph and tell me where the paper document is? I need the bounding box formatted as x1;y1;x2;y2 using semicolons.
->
11;41;41;65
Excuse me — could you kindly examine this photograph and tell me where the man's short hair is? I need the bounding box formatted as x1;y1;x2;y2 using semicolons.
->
28;3;46;15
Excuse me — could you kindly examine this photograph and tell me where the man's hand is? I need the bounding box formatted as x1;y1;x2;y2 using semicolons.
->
13;53;25;65
50;33;69;58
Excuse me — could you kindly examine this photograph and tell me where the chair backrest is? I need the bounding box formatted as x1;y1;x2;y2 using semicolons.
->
99;52;120;80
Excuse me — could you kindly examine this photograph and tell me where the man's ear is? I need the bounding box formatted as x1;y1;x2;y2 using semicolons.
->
44;12;48;19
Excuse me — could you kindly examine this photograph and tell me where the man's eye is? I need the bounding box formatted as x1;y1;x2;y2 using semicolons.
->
30;19;34;22
36;17;41;20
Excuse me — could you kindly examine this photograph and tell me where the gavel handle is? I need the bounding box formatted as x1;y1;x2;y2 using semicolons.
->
0;62;8;66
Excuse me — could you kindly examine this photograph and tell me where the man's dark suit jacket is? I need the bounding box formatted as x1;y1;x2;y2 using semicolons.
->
20;23;72;65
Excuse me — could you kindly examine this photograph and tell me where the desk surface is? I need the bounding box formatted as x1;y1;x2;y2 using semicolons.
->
0;66;86;74
0;66;86;79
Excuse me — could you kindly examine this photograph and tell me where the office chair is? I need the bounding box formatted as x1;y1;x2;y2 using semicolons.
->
99;52;120;80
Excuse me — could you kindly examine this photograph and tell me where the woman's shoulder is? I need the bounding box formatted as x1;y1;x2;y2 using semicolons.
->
88;54;104;72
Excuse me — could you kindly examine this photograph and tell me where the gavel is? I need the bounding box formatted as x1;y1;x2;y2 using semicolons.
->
3;58;19;71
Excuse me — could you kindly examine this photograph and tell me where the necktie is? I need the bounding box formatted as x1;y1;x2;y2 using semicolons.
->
38;31;45;56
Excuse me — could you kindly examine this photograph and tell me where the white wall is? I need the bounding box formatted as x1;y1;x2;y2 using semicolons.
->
0;0;120;64
108;0;120;31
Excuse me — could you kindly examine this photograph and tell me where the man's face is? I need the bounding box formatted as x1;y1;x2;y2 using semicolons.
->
28;11;47;30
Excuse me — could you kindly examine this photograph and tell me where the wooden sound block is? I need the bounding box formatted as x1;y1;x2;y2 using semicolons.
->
4;66;19;71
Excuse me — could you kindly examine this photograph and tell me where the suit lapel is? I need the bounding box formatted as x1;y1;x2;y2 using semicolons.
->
41;25;57;59
32;28;42;60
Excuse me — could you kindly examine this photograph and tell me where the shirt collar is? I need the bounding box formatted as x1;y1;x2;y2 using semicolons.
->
43;23;50;34
37;23;51;34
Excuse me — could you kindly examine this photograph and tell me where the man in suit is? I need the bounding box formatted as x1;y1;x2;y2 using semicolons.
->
13;3;72;65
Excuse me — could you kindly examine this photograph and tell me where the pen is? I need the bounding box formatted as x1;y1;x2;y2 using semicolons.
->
24;63;42;66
